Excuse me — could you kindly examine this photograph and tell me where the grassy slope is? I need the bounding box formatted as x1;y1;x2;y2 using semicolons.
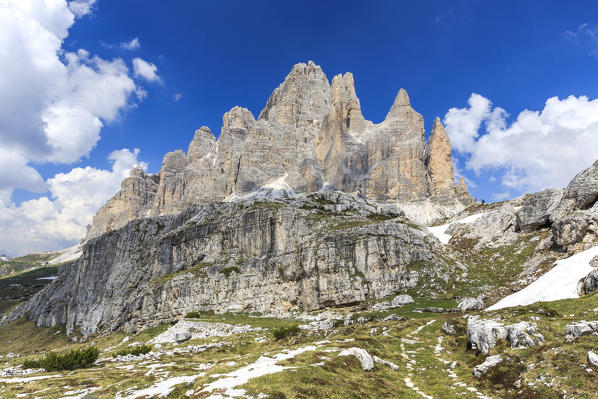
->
0;293;596;398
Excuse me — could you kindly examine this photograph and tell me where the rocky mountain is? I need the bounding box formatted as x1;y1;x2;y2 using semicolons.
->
86;61;471;240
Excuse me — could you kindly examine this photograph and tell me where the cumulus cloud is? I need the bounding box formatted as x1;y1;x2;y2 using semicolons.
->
0;0;141;178
68;0;96;17
173;93;183;102
444;93;598;192
0;149;146;256
133;58;161;83
120;37;140;50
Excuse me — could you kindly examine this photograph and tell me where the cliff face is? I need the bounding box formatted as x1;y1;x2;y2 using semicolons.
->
86;61;470;240
11;193;454;336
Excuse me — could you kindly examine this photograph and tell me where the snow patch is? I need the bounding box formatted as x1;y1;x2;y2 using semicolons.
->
487;246;598;310
224;174;295;202
427;212;489;244
117;375;197;398
202;345;319;398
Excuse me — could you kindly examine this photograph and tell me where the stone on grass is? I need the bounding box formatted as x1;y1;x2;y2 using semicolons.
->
442;321;456;335
458;297;484;312
588;351;598;367
391;294;414;307
473;355;503;378
174;332;191;342
338;347;374;371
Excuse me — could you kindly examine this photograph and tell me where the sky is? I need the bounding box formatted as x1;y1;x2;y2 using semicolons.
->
3;0;598;255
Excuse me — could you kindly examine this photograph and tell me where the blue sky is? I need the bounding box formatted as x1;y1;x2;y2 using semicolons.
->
3;0;598;255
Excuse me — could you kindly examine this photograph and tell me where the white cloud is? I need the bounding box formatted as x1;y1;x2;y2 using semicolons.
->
68;0;96;17
444;93;598;192
564;23;598;57
0;149;146;256
133;58;161;83
173;93;183;102
0;0;141;174
120;37;140;50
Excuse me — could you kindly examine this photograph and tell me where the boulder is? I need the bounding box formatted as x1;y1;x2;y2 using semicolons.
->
467;317;544;355
174;332;191;343
442;321;456;335
578;269;598;295
373;355;399;371
505;322;544;348
473;355;503;378
466;317;507;355
391;294;414;307
338;347;374;371
551;159;598;221
565;321;598;340
458;297;484;312
589;351;598;367
516;188;563;232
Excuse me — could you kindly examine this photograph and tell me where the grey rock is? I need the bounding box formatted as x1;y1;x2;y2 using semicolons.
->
442;321;456;335
590;256;598;268
338;347;374;371
373;355;399;371
505;321;544;348
5;193;455;336
85;61;471;239
551;210;598;249
467;317;543;355
391;294;414;307
458;297;484;312
174;332;191;342
516;188;564;232
467;317;507;355
551;159;598;221
473;355;503;378
578;269;598;295
589;351;598;367
565;321;598;340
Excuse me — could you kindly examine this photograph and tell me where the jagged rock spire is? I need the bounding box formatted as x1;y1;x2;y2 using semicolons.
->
258;60;330;126
426;117;456;196
187;126;216;163
385;88;411;120
456;177;472;200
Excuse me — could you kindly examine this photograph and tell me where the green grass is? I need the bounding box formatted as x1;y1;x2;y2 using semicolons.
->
220;266;240;277
272;325;300;340
113;344;152;358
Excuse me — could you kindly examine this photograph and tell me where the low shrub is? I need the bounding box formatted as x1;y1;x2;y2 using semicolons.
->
272;324;300;340
23;346;99;371
185;311;202;319
113;344;152;358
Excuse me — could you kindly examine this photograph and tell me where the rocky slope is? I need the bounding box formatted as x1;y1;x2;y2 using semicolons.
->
7;192;458;336
86;61;471;240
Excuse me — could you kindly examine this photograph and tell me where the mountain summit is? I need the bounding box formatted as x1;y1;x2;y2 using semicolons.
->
86;61;470;239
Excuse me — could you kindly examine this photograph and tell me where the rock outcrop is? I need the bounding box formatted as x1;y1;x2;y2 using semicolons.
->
425;117;456;197
467;317;544;355
7;192;456;336
85;61;471;239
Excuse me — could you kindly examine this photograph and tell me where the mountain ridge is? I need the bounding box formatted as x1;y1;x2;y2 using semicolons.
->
85;61;471;240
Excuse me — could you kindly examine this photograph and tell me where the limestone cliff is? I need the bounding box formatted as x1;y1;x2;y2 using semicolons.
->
86;61;470;239
11;193;455;336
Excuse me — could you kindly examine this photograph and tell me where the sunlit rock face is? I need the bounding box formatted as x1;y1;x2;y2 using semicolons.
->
86;61;470;239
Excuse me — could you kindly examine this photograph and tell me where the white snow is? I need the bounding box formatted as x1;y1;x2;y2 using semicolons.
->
117;375;197;398
487;245;598;310
37;276;57;281
202;345;319;398
427;212;488;244
224;173;295;202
